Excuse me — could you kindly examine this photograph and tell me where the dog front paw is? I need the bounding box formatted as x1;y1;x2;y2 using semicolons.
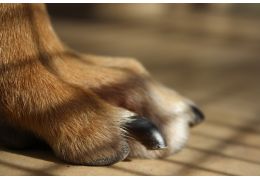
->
49;109;166;166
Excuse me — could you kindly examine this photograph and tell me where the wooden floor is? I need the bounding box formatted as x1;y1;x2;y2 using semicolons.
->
0;13;260;175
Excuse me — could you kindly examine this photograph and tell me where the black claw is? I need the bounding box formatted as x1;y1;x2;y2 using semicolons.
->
191;106;205;120
125;116;167;150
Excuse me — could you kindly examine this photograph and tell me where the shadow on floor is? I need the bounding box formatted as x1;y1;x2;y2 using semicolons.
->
186;145;260;165
0;159;58;176
161;158;236;176
192;131;260;150
0;144;69;175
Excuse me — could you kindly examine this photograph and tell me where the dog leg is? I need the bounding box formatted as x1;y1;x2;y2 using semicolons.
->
0;3;204;164
0;4;167;165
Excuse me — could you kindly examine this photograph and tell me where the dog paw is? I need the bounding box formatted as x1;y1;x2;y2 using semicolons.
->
48;107;166;166
121;84;205;159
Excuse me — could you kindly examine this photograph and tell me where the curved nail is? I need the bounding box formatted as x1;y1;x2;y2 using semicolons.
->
125;116;167;150
191;106;205;120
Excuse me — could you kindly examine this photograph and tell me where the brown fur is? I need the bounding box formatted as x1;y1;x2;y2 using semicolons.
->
0;3;203;165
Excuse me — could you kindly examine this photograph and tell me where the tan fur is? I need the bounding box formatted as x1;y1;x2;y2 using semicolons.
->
0;3;202;165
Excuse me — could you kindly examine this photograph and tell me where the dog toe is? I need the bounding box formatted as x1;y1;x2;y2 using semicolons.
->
84;141;130;166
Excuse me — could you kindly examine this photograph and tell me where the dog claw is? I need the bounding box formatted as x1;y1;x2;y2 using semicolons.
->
189;105;205;127
191;106;204;120
125;116;167;150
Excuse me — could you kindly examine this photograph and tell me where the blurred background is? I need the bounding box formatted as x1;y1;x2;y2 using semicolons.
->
44;3;260;175
45;3;260;108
